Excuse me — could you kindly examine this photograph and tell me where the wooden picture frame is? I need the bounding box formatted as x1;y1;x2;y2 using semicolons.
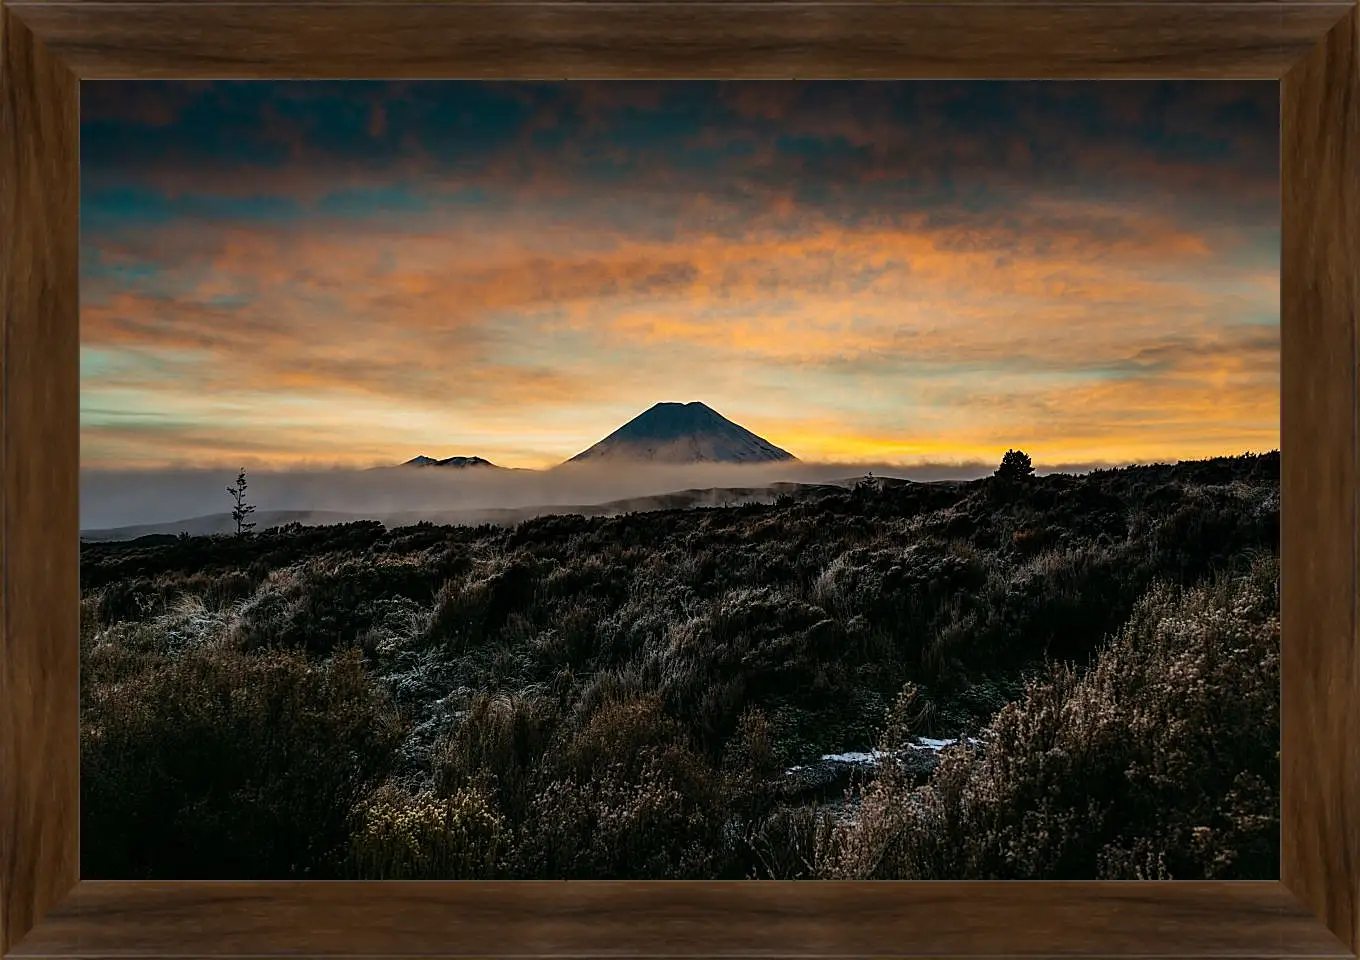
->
1;1;1355;956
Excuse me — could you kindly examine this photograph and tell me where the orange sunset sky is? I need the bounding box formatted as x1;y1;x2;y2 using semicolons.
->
79;81;1280;472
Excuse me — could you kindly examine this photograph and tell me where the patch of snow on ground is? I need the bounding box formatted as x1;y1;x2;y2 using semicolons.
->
785;737;977;776
916;737;956;751
818;750;887;765
821;737;965;763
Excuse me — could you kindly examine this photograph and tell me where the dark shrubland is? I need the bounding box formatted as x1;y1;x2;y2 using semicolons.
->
810;556;1279;880
81;638;403;879
80;452;1280;879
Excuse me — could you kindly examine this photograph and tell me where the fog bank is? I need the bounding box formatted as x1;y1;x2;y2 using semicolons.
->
80;458;1120;533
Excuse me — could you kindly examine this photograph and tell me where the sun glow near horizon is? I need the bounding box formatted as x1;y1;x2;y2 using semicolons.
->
79;81;1280;473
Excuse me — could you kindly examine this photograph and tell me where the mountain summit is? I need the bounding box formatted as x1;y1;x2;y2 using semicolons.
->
565;402;798;465
403;455;499;468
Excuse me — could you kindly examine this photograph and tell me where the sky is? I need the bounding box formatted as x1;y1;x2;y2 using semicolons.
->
80;81;1280;473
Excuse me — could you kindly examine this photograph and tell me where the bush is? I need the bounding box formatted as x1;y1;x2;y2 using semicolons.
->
749;804;838;879
514;745;738;879
82;645;405;879
559;693;685;782
345;781;506;879
821;557;1280;880
433;691;560;822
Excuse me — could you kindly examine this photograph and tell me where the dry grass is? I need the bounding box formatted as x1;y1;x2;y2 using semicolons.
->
815;557;1279;880
78;453;1281;879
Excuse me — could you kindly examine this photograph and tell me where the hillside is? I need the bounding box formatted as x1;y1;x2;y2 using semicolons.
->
79;452;1280;881
566;401;797;464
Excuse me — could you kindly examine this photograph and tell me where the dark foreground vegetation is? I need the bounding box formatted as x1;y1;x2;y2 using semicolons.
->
81;452;1280;880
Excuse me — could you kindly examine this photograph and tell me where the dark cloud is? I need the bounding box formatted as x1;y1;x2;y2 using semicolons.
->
81;81;1278;232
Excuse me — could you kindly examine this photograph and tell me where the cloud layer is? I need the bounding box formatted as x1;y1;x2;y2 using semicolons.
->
81;81;1280;475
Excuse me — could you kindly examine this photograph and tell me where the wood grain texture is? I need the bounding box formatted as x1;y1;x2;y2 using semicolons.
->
0;1;1356;958
0;4;81;958
6;0;1354;6
1281;5;1360;955
2;2;1351;79
6;881;1353;958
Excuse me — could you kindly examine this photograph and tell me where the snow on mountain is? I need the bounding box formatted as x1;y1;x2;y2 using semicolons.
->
564;401;798;465
436;456;497;468
403;455;499;468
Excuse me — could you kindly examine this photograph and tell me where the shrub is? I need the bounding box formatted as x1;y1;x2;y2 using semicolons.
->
515;745;737;879
749;804;838;879
724;705;780;782
94;578;164;626
426;558;540;651
559;693;685;782
82;645;405;879
433;691;560;822
821;558;1280;880
345;781;506;879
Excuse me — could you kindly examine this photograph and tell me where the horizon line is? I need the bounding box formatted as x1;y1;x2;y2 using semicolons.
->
79;448;1283;477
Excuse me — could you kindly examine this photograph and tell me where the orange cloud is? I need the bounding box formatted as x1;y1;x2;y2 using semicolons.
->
81;165;1277;470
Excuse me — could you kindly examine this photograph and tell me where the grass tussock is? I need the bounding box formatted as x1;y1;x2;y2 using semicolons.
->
79;453;1281;879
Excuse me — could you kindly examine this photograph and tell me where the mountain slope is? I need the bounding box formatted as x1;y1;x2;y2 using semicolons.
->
403;455;499;468
565;401;797;465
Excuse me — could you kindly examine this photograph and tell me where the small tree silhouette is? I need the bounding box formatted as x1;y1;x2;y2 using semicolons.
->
227;468;257;536
996;449;1035;481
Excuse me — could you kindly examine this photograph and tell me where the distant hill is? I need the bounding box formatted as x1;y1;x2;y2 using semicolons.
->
79;510;360;542
77;478;885;542
565;401;797;465
403;455;499;468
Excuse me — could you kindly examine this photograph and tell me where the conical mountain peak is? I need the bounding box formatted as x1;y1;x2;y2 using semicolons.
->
566;402;797;465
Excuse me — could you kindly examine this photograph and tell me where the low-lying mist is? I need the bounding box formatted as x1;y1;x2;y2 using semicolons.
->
79;458;1112;535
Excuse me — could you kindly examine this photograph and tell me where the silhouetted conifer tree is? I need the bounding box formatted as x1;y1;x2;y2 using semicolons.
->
996;449;1035;481
227;468;257;536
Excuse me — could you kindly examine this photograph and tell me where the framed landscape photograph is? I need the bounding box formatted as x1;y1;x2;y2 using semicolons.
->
2;2;1358;958
75;77;1284;886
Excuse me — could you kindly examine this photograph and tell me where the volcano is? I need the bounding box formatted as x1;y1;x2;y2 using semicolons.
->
564;402;797;465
